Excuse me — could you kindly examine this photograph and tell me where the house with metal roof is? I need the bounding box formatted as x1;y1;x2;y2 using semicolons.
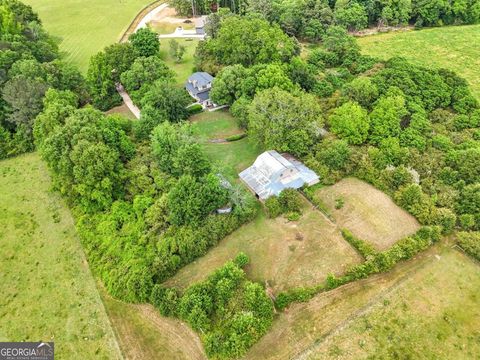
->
185;72;215;108
239;150;320;200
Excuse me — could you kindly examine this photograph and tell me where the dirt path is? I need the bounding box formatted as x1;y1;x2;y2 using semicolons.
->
115;83;140;119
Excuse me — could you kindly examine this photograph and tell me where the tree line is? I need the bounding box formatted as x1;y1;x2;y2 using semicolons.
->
0;0;87;159
172;0;480;37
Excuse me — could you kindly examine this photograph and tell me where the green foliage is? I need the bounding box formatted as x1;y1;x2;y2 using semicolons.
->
129;27;159;57
196;16;297;69
86;52;121;111
344;76;379;108
225;133;247;142
164;258;274;359
328;101;370;145
276;226;441;309
248;87;323;156
334;1;368;31
457;231;480;261
265;196;283;218
187;104;203;115
341;229;377;259
140;80;191;123
120;56;174;96
168;39;186;63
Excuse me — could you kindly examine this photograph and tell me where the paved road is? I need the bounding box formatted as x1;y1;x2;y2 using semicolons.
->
134;3;169;32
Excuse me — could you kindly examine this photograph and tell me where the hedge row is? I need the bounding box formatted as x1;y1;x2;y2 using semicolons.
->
341;229;377;259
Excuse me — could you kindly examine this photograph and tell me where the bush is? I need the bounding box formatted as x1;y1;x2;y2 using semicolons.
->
187;104;203;115
233;252;250;267
278;189;302;213
150;285;179;317
226;133;247;142
457;232;480;261
265;196;282;218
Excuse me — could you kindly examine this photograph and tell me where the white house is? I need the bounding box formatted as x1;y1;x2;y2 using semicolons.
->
239;150;320;200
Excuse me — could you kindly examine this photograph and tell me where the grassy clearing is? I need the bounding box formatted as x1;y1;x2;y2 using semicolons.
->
23;0;153;73
191;110;243;141
245;245;480;359
106;103;136;119
358;25;480;99
101;290;206;360
159;38;199;86
0;153;121;359
189;110;261;182
314;178;420;251
164;197;362;293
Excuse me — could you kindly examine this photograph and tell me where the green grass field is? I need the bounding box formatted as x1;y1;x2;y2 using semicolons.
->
159;38;200;86
358;25;480;99
189;110;261;181
23;0;154;72
0;154;121;359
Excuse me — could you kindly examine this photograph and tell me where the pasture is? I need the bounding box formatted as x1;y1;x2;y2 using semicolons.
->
358;24;480;99
314;178;420;250
102;291;206;360
164;196;362;293
245;246;480;359
23;0;153;72
0;154;121;359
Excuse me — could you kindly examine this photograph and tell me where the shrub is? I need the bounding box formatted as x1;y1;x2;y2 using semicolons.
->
457;232;480;261
226;133;247;142
233;252;250;267
265;196;282;218
187;104;203;115
278;189;302;213
150;285;179;317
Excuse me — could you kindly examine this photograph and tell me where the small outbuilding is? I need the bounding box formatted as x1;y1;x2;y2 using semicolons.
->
239;150;320;200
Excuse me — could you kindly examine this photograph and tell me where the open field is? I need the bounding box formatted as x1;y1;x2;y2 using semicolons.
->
23;0;153;72
0;153;121;359
245;245;480;359
102;290;206;360
164;197;362;293
358;25;480;99
159;38;199;86
314;178;420;250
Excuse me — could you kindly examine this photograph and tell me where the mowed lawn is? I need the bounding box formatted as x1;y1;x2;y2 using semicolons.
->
245;246;480;359
314;178;420;250
190;110;262;182
0;154;121;359
23;0;154;72
358;25;480;99
164;197;362;293
159;38;200;86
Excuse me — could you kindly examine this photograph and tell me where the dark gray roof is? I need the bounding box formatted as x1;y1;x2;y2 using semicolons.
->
187;72;213;88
